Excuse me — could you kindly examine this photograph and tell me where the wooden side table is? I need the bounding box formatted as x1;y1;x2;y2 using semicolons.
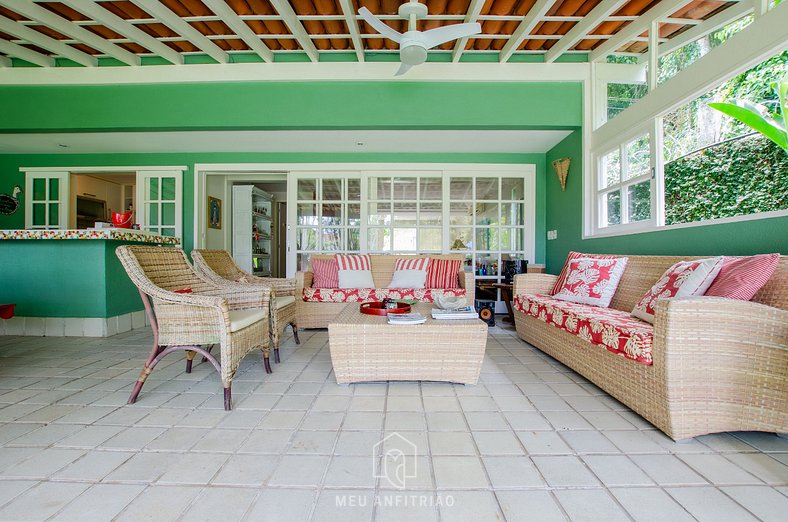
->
493;283;514;323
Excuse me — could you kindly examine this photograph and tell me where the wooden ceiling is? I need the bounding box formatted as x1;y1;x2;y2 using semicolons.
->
0;0;751;67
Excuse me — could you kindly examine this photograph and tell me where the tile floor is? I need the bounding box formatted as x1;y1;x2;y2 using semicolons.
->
0;324;786;521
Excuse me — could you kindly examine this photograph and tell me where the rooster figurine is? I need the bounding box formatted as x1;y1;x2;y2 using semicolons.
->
0;185;21;215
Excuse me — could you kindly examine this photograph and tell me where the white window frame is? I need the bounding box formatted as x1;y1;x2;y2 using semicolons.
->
24;171;69;230
135;169;184;239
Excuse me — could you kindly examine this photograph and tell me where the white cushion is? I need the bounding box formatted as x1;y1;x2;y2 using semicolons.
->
229;309;266;332
388;269;428;289
275;296;296;310
338;269;375;288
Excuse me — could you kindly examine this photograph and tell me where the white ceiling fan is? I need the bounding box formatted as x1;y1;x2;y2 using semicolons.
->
359;0;482;76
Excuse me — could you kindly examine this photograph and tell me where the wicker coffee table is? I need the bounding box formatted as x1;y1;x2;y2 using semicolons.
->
328;302;488;385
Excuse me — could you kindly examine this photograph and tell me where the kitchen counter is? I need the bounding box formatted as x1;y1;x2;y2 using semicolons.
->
0;228;180;245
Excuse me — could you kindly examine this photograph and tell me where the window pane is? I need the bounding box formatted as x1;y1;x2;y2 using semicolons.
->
322;228;343;251
161;177;175;200
347;228;360;251
296;228;317;250
148;178;159;200
32;203;45;225
628;182;651;222
161;228;175;237
450;202;473;225
450;228;472;250
347;204;361;226
607;82;647;121
476;227;499;251
321;204;342;226
322;179;342;200
476;178;498;200
475;203;499;226
419;228;442;251
476;254;499;276
371;177;391;200
368;202;391;225
367;228;390;251
392;177;417;200
48;178;59;200
602;150;621;188
501;178;523;200
297;179;317;200
33;179;46;201
347;179;361;201
500;203;524;225
605;191;621;226
450;177;472;200
161;202;175;226
148;203;159;226
393;201;417;225
392;228;417;251
297;204;318;226
501;228;525;251
625;135;650;179
48;203;58;226
419;177;442;200
419;202;442;225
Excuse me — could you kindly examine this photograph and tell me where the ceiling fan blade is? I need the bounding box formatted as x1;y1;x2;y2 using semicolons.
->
395;63;413;76
358;7;403;43
420;22;482;49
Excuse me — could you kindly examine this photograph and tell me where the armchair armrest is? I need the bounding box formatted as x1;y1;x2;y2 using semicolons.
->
250;277;296;296
513;273;557;295
201;283;272;312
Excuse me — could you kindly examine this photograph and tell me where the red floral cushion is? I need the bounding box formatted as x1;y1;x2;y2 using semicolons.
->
551;251;622;295
514;293;654;365
553;257;628;307
704;253;780;300
302;287;466;303
426;258;462;289
632;257;724;323
311;258;339;288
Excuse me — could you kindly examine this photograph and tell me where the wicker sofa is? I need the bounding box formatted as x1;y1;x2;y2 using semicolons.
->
513;254;787;441
295;254;475;328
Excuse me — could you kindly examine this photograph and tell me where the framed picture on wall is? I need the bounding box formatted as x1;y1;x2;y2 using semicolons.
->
208;196;222;230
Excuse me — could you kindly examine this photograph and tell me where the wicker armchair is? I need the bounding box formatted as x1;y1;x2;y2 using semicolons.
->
192;249;299;363
116;245;271;410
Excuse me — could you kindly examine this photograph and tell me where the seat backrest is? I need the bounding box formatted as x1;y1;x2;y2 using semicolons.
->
308;253;466;288
192;249;246;283
116;245;212;294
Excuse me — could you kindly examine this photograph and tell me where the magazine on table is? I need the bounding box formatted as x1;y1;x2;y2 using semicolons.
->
431;306;479;320
387;312;427;325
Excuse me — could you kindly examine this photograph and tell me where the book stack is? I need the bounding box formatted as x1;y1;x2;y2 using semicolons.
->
431;307;479;320
387;312;427;325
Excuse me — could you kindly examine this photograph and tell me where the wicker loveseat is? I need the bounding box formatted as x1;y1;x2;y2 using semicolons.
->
513;254;787;441
295;254;475;328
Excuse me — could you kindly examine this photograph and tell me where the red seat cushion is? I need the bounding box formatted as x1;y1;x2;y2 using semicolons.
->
514;293;654;365
302;287;466;303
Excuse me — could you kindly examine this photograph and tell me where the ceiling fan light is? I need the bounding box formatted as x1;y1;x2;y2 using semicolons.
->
400;44;427;66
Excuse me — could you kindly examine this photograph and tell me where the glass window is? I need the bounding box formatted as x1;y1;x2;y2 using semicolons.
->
597;133;652;229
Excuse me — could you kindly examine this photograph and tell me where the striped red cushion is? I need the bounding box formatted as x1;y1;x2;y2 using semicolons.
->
336;254;371;271
311;257;339;288
704;253;780;300
425;258;462;289
394;257;430;271
551;251;622;295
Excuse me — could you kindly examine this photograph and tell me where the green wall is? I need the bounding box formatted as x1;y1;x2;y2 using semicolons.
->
545;131;788;274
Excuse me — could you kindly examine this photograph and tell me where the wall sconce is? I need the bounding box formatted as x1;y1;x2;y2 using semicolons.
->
552;157;571;192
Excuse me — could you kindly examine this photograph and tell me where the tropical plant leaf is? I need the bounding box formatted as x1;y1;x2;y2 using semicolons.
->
779;77;788;137
708;99;788;150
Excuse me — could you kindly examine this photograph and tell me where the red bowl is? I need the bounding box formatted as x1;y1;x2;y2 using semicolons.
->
359;301;411;316
111;211;133;228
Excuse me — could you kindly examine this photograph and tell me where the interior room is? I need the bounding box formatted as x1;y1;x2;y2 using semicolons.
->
0;0;786;520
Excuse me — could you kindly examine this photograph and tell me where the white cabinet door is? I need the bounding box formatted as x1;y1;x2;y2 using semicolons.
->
25;171;69;230
136;170;182;238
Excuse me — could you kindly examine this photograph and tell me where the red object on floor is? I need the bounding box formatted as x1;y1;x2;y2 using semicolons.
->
0;304;15;319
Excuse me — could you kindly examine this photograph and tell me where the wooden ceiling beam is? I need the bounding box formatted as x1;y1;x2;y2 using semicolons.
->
589;0;695;62
0;14;97;66
451;0;486;63
59;0;183;65
201;0;273;62
544;0;630;63
643;0;753;62
338;0;364;61
0;54;10;66
0;38;54;67
128;0;229;63
499;0;555;63
268;0;319;62
0;0;140;65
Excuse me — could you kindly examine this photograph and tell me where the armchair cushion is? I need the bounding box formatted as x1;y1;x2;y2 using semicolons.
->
275;296;296;309
229;309;267;332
